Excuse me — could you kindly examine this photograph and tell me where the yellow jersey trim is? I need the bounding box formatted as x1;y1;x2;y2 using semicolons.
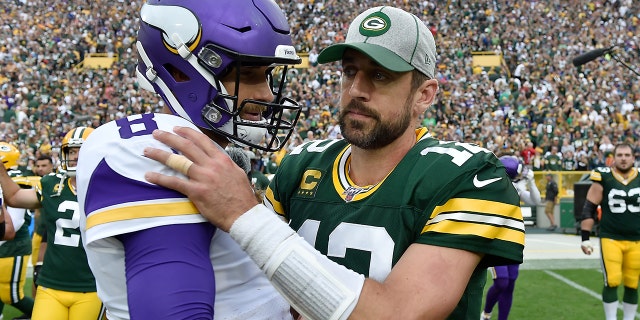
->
86;200;199;230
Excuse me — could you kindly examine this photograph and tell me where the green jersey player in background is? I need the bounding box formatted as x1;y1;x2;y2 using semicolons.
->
0;142;34;319
145;6;525;320
580;143;640;320
0;127;104;320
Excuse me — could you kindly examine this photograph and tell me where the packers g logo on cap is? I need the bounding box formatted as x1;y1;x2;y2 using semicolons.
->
359;12;391;37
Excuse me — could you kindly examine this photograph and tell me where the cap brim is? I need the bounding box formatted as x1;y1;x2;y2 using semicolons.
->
317;43;414;72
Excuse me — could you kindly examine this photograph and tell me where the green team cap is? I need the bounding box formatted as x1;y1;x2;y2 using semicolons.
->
317;6;436;78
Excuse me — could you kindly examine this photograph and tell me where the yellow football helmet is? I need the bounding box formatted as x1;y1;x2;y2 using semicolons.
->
0;142;20;170
61;127;94;175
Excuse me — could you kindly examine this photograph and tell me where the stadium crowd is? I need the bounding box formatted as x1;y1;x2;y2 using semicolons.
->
1;0;639;175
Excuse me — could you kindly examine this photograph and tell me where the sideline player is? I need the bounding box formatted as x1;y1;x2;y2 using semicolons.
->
76;0;301;319
0;193;14;241
0;128;104;320
29;156;54;298
0;142;34;319
0;143;17;241
580;143;640;320
145;6;525;319
482;155;541;320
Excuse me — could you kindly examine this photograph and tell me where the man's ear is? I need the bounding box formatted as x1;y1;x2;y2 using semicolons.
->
414;79;438;116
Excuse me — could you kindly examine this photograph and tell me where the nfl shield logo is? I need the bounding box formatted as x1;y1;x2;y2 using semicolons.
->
343;186;363;203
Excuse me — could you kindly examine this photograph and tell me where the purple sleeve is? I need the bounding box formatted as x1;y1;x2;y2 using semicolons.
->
118;223;216;319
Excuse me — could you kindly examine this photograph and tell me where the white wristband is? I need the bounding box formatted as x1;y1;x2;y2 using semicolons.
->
229;204;296;268
230;204;364;320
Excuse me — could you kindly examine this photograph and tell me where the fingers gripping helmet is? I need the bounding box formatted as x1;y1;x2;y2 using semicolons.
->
61;127;94;175
0;142;20;170
499;155;523;180
136;0;302;151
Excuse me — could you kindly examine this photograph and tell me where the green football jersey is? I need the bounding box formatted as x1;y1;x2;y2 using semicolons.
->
544;154;562;171
0;170;33;257
0;211;32;257
265;129;524;319
589;167;640;240
36;172;96;292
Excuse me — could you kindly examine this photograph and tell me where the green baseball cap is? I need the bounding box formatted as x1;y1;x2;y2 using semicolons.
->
317;6;436;78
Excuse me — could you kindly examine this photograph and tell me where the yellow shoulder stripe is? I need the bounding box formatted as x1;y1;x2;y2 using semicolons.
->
86;200;199;230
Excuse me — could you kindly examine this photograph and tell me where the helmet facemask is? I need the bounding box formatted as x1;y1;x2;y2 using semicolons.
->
61;143;81;176
199;43;301;151
61;127;94;176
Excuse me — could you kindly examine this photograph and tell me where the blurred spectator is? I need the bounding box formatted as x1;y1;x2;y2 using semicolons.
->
0;0;638;175
562;150;577;171
544;146;563;171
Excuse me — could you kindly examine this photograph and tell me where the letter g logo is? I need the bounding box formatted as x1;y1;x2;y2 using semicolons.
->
359;12;391;37
362;17;386;31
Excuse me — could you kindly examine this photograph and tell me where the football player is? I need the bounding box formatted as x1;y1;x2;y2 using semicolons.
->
482;155;541;320
0;188;14;241
0;142;34;319
580;143;640;320
0;143;18;241
0;128;105;320
76;0;301;319
0;192;14;241
145;6;525;320
28;155;53;298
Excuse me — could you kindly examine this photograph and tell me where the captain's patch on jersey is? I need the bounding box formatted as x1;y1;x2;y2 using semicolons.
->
296;169;325;198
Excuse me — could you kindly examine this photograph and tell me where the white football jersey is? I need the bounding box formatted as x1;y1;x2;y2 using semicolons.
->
77;113;291;319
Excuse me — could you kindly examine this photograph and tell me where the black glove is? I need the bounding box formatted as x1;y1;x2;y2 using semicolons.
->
33;263;42;287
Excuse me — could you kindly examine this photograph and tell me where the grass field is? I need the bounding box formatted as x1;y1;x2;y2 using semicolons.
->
1;268;625;319
483;268;631;320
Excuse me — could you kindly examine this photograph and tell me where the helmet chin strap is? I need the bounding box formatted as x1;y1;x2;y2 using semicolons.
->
235;124;268;147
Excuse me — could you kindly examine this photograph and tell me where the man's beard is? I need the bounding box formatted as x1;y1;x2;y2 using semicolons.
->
615;161;633;174
338;95;413;150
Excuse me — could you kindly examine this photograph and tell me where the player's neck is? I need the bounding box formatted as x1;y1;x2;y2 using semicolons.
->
612;167;635;181
199;126;229;148
348;130;416;186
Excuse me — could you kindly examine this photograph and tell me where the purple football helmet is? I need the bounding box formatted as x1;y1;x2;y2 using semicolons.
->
136;0;302;151
499;155;523;180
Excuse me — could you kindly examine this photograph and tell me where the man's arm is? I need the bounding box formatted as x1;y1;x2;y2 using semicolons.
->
144;127;483;319
518;170;541;206
1;204;16;240
355;244;481;319
0;167;41;210
33;229;47;285
579;182;603;255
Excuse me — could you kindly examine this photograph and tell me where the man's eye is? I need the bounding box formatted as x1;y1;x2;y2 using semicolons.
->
373;72;386;80
342;67;356;77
